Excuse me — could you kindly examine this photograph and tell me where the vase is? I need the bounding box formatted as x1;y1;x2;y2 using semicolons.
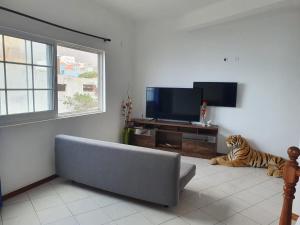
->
122;128;132;144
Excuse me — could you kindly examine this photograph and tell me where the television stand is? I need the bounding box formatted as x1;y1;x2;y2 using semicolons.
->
128;118;218;159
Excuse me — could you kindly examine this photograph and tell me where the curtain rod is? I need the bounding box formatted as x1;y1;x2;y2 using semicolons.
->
0;6;111;42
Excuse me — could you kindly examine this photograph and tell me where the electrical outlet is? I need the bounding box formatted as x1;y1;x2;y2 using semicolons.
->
224;56;240;63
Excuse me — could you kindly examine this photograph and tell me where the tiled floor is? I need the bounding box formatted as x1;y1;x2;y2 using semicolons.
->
0;156;286;225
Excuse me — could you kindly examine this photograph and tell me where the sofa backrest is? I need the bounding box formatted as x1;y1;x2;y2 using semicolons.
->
55;134;181;206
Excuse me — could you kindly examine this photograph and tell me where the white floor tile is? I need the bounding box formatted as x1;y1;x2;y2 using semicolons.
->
259;180;283;193
247;183;280;199
201;200;237;221
1;201;36;221
240;205;278;225
102;202;138;220
182;156;209;166
223;214;258;225
37;205;72;224
217;182;244;195
75;208;111;225
27;184;57;200
114;213;152;225
67;198;100;215
268;193;283;205
214;196;251;212
104;222;117;225
51;181;73;194
91;194;120;208
201;187;230;201
161;217;190;225
186;179;213;192
142;207;176;225
58;190;90;204
181;209;219;225
47;216;79;225
270;219;280;225
2;193;29;206
183;191;219;209
168;198;197;216
256;198;282;216
118;199;150;212
2;213;40;225
233;190;263;205
32;195;64;211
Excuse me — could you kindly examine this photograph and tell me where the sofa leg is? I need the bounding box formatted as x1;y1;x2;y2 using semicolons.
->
163;205;169;208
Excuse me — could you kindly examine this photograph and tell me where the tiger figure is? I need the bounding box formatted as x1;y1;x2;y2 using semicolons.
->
210;135;286;178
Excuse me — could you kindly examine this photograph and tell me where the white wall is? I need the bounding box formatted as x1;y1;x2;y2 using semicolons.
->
0;0;135;194
132;7;300;157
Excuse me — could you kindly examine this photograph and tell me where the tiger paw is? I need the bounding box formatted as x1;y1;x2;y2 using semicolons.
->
209;158;217;165
266;168;275;176
273;170;283;178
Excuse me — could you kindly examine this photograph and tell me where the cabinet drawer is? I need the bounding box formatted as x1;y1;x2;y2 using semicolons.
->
131;134;155;148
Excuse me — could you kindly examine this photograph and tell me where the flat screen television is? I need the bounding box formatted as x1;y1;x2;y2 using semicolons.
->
193;82;237;107
146;87;202;121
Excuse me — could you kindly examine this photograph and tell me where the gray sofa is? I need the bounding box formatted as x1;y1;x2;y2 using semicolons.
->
55;135;196;206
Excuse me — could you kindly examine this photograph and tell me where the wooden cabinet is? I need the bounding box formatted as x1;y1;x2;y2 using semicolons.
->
129;118;218;159
182;139;216;159
131;134;155;148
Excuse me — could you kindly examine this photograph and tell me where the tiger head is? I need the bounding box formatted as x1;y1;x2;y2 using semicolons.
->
226;135;245;149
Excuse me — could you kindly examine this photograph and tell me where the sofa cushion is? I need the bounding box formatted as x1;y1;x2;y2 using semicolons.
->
179;162;196;190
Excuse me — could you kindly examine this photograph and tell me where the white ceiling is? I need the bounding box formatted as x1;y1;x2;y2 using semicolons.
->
92;0;223;21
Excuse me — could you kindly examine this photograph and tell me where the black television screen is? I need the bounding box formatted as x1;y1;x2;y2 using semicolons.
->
146;87;202;121
193;82;237;107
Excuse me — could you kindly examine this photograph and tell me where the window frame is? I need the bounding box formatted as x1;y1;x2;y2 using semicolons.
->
56;41;105;118
0;28;106;127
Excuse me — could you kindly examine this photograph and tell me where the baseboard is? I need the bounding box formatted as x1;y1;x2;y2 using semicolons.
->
2;175;57;201
292;213;299;221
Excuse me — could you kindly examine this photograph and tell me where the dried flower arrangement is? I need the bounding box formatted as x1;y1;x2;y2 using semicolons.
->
121;95;133;127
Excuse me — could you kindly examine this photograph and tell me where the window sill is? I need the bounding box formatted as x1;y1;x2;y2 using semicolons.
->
57;110;104;119
0;110;105;128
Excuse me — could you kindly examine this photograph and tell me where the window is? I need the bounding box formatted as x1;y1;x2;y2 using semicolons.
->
57;44;104;115
0;34;54;116
0;28;105;126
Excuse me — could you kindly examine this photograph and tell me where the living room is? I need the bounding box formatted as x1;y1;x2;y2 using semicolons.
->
0;0;300;225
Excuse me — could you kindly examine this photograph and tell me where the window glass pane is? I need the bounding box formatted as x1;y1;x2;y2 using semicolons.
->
0;35;3;61
0;91;6;115
32;42;52;66
0;62;5;89
34;90;52;112
7;90;33;114
4;36;31;64
33;66;52;89
0;33;54;119
57;45;99;114
6;63;32;89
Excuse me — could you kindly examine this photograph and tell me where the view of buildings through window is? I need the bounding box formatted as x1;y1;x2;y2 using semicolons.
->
57;45;100;114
